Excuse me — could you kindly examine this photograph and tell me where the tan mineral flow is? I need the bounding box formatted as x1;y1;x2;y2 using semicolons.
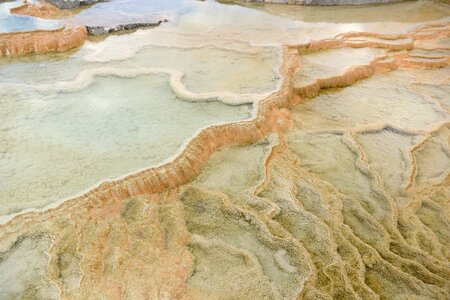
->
0;26;87;57
0;22;449;299
10;1;73;19
1;0;87;57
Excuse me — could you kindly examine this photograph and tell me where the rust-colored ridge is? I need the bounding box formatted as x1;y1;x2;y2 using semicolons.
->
1;23;449;232
10;1;70;19
0;26;87;57
0;22;448;299
0;46;299;231
1;1;86;57
293;22;450;98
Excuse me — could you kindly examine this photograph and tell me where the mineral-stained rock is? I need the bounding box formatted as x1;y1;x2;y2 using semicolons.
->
86;21;167;36
0;26;87;57
0;19;448;300
10;2;73;19
45;0;100;9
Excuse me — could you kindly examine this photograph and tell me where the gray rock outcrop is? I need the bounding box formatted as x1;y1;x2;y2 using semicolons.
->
45;0;101;9
86;20;167;36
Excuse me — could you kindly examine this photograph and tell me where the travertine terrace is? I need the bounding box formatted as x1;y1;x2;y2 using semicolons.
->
1;1;87;57
2;0;166;57
10;1;73;19
0;9;449;297
0;26;87;56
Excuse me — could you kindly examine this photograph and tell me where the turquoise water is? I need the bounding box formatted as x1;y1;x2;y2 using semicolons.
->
0;0;60;33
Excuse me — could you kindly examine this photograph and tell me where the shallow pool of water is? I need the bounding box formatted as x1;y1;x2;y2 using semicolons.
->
1;0;449;219
0;0;60;32
65;0;194;27
227;0;450;23
0;74;252;215
0;1;449;299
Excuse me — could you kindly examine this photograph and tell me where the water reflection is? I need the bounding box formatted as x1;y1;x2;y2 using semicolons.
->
64;0;194;27
221;0;450;23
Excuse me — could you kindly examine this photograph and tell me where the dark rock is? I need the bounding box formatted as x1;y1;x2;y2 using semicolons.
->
45;0;101;10
86;20;168;36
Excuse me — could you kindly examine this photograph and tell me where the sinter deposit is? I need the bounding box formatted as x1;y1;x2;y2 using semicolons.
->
0;0;449;299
